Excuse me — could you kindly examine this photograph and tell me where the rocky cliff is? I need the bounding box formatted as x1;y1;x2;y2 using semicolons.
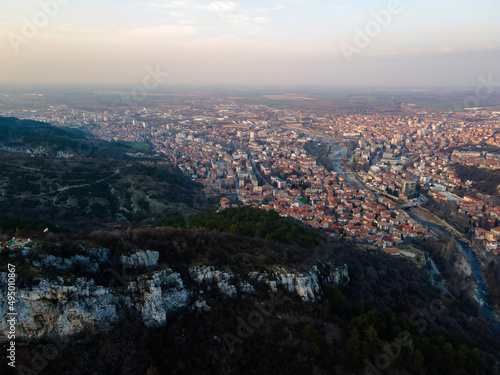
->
0;248;348;343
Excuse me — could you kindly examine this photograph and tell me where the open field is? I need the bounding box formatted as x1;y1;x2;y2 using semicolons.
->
396;245;426;266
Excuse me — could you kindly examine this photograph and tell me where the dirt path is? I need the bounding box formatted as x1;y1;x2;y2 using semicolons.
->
16;168;121;199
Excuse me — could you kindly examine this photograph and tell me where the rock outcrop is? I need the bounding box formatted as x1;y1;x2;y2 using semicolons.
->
120;250;159;269
25;246;112;273
189;262;349;303
0;248;348;343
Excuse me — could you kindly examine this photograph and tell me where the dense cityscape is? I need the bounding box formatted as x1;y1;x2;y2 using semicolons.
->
3;95;499;256
2;0;500;373
2;88;500;375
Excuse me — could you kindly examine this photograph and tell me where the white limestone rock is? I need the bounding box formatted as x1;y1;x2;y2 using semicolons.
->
190;263;349;303
0;259;349;343
0;276;120;341
129;269;191;328
120;250;160;269
189;266;238;297
192;298;211;312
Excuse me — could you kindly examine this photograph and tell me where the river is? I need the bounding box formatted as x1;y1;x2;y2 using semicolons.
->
408;209;500;331
304;131;499;329
308;134;364;190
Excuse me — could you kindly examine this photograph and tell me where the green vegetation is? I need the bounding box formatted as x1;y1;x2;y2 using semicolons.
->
0;116;90;153
304;140;334;171
0;158;206;229
323;285;345;313
453;163;500;200
131;142;150;151
444;217;465;234
154;206;319;246
0;215;61;233
395;245;426;266
0;117;210;230
0;117;83;139
0;116;145;161
300;324;322;358
1;219;499;374
136;164;159;178
298;197;308;204
342;303;486;374
12;242;493;375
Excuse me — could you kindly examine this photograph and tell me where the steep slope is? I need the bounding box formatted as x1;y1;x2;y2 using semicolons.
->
1;223;499;374
0;117;212;230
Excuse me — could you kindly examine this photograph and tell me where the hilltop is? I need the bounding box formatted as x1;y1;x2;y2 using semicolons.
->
0;117;213;232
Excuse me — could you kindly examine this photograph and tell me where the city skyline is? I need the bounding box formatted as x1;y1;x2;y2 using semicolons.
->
1;0;500;87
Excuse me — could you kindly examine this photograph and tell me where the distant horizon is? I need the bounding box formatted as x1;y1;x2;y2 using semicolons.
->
0;82;494;92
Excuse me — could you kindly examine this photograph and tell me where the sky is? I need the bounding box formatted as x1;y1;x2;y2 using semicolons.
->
1;0;499;87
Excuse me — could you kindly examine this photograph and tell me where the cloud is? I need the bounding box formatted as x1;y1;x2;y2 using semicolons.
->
208;1;238;15
129;24;197;38
147;0;196;9
206;1;271;28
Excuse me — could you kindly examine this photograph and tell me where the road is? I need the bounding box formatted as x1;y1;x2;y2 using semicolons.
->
249;157;278;195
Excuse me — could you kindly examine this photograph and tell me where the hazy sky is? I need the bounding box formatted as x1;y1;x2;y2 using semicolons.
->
1;0;499;87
